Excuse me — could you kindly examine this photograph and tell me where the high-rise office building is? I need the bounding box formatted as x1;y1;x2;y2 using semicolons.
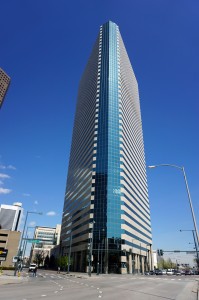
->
0;202;23;231
0;68;10;108
61;21;152;274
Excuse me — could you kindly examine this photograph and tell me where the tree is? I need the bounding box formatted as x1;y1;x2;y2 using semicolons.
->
56;256;73;271
57;256;68;270
193;256;199;268
34;251;45;266
44;255;50;268
157;258;177;269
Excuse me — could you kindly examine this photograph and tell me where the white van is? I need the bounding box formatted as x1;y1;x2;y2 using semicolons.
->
28;263;37;272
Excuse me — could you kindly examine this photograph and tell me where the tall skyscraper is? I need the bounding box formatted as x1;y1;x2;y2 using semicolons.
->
0;68;10;109
0;202;23;231
61;21;152;274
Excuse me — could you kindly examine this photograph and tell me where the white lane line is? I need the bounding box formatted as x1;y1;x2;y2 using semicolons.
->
41;295;47;297
54;291;58;293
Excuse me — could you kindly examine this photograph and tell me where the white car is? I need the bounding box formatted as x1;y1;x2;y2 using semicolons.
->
167;269;174;275
28;263;37;272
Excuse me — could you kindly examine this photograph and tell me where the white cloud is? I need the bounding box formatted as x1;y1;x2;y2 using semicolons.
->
0;173;10;179
7;165;16;170
0;180;3;185
28;221;36;227
46;211;56;216
22;193;31;197
34;200;38;205
0;165;16;170
0;187;12;194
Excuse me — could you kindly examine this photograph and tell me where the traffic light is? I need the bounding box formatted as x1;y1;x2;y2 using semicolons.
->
160;249;164;256
157;249;160;256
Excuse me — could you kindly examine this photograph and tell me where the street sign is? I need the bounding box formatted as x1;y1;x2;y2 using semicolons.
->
0;248;8;258
23;239;42;243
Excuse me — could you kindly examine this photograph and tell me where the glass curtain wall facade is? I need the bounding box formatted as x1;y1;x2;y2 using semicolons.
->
61;21;152;274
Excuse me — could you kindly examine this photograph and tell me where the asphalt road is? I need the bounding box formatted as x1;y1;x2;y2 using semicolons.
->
0;270;198;300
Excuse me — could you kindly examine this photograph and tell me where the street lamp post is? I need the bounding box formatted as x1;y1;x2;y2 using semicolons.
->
67;232;72;274
180;229;199;264
139;241;142;274
148;164;199;248
21;226;35;266
97;230;100;275
132;239;135;274
14;211;42;276
88;220;95;277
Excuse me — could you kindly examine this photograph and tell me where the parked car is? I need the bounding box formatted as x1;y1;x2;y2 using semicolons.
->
149;270;155;275
155;269;163;275
162;269;167;275
28;263;37;272
174;269;182;275
167;269;174;275
185;270;194;275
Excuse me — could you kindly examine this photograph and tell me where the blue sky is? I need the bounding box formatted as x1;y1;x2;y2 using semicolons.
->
0;0;198;257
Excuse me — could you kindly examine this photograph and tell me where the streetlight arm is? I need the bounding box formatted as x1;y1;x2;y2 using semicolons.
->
148;164;183;170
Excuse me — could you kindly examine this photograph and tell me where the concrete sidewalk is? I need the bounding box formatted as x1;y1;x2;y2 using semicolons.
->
0;270;27;285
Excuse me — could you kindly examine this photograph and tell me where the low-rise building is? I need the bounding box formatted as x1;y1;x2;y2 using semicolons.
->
0;229;20;267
